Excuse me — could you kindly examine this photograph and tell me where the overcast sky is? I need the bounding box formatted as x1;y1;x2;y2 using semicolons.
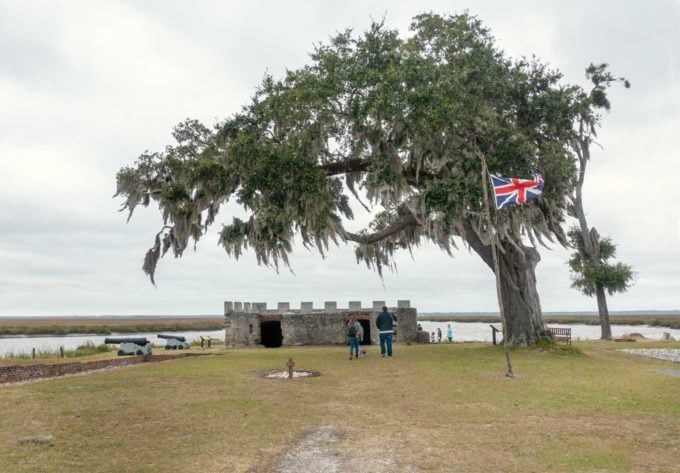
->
1;0;678;316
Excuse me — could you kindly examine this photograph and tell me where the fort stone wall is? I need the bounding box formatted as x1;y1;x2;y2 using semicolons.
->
224;300;418;348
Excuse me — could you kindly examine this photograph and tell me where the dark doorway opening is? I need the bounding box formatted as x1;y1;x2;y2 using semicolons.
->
358;319;372;345
261;321;283;348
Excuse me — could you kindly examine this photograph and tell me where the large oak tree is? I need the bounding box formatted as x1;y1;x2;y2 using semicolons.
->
116;13;617;344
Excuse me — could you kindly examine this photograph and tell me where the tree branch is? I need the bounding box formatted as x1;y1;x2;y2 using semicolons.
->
461;218;494;270
320;158;370;175
343;213;419;244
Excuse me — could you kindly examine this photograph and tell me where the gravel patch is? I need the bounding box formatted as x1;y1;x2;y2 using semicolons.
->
264;370;316;379
618;348;680;363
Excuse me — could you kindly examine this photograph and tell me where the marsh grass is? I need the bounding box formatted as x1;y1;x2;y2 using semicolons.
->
419;315;680;330
0;317;224;336
0;341;678;472
1;342;112;360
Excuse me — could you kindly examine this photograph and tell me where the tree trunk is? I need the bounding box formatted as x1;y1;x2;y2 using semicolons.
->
464;221;550;345
495;243;550;345
595;285;612;340
572;139;612;341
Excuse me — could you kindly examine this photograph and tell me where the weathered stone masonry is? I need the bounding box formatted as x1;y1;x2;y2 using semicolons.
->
224;300;418;348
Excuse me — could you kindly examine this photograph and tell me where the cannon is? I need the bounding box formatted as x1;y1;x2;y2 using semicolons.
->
158;334;190;350
104;337;152;356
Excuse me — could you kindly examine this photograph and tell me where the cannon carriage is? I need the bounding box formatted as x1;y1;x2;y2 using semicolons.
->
104;337;152;356
158;334;190;350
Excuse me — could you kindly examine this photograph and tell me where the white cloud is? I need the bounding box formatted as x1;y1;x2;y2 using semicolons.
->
0;0;678;315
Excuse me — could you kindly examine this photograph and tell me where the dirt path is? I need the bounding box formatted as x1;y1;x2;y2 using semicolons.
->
270;425;416;473
275;425;345;473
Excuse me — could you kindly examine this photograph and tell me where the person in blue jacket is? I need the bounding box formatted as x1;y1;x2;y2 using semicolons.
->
375;306;396;357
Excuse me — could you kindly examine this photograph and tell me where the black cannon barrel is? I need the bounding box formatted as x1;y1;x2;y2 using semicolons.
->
157;334;187;342
104;337;150;345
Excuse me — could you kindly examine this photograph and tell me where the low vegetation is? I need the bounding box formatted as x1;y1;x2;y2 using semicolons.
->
1;341;678;472
1;342;111;360
419;314;680;330
0;316;223;336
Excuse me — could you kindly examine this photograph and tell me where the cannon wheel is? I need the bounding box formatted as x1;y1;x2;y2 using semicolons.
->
136;349;143;356
117;350;124;356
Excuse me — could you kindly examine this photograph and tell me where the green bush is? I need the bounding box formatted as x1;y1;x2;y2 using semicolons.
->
529;339;584;356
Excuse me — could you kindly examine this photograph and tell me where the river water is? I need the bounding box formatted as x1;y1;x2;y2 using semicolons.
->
1;323;679;357
418;321;680;343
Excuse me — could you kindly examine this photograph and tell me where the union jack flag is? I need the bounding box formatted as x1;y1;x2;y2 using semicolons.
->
490;173;544;209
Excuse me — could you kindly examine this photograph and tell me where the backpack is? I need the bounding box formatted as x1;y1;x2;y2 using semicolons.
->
348;324;357;337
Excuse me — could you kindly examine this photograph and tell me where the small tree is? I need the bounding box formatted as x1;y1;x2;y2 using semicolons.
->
567;64;634;339
568;228;634;338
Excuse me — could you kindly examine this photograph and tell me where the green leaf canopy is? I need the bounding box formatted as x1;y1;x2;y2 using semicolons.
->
116;13;592;283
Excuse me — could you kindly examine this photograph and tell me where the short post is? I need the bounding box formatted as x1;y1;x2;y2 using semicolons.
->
59;346;64;358
200;336;205;348
32;347;36;359
287;357;295;379
208;338;212;348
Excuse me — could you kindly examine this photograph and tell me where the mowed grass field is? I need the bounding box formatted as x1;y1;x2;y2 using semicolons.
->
1;341;679;473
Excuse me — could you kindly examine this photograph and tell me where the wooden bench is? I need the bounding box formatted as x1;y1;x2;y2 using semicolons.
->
549;327;572;345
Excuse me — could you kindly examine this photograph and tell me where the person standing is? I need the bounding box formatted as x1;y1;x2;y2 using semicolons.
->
437;327;442;343
375;306;395;357
447;324;453;343
347;316;361;360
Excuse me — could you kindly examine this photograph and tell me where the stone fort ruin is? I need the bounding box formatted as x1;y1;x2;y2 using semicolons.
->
224;300;418;348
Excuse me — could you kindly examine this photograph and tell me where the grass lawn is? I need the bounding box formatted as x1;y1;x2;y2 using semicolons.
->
1;341;678;472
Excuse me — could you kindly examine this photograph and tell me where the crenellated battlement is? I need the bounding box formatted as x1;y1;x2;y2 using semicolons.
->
223;298;419;348
224;300;411;315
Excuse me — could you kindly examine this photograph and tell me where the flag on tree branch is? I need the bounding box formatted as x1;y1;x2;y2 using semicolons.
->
490;174;544;209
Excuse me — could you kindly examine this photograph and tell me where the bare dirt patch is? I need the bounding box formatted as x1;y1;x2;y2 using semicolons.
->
273;425;344;473
654;368;680;377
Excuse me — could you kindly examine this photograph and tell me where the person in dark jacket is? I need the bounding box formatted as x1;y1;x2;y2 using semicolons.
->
347;316;361;360
375;306;395;357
